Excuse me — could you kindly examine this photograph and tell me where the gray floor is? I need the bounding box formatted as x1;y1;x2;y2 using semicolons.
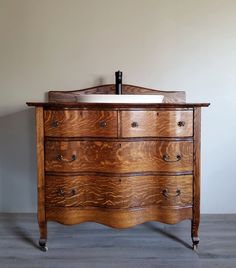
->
0;214;235;268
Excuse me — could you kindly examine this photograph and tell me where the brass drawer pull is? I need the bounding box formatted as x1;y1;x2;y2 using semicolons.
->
163;154;181;162
162;188;181;198
51;121;59;128
131;122;139;128
71;189;76;196
57;188;76;197
177;121;185;127
57;188;65;197
56;154;77;162
99;121;107;128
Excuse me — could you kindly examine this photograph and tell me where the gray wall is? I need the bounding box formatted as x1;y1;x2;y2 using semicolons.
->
0;110;37;212
0;0;236;213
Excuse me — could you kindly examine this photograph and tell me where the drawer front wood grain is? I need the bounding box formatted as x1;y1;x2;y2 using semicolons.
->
45;140;193;173
121;110;193;137
45;175;193;209
44;110;118;137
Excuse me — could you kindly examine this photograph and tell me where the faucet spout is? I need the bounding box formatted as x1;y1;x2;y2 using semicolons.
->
115;71;122;94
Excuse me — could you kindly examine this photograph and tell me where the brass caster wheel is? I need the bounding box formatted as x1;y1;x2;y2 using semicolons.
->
39;239;48;252
193;244;198;251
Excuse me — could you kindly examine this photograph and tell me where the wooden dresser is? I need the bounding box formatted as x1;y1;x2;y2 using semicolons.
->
27;84;209;251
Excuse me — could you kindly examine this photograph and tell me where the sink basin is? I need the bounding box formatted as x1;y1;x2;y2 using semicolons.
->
76;94;164;103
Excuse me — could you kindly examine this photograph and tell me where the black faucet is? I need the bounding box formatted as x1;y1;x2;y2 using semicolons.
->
115;71;122;94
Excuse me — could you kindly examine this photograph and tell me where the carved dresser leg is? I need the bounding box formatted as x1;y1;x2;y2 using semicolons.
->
36;107;48;252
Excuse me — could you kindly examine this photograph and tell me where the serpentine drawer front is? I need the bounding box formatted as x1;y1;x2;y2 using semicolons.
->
45;140;193;173
44;110;118;137
27;83;210;251
121;110;193;137
45;175;193;209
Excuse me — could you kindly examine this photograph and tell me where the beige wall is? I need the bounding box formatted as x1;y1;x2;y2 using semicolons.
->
0;0;236;212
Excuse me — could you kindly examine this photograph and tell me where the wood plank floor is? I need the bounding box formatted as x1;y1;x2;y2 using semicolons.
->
0;214;235;268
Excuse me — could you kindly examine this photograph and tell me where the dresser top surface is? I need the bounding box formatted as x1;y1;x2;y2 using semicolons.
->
27;102;210;108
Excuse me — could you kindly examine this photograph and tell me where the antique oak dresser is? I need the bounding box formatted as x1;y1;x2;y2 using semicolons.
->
27;82;209;252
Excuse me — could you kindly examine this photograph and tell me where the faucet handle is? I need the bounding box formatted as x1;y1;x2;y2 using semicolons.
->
115;70;122;81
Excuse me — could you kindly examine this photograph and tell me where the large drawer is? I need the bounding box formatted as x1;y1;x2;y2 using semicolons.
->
44;110;118;137
45;175;193;209
121;110;193;137
45;140;193;173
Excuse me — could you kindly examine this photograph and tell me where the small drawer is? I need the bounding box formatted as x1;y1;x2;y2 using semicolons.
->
45;175;193;209
121;110;193;137
44;110;118;137
45;140;193;173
